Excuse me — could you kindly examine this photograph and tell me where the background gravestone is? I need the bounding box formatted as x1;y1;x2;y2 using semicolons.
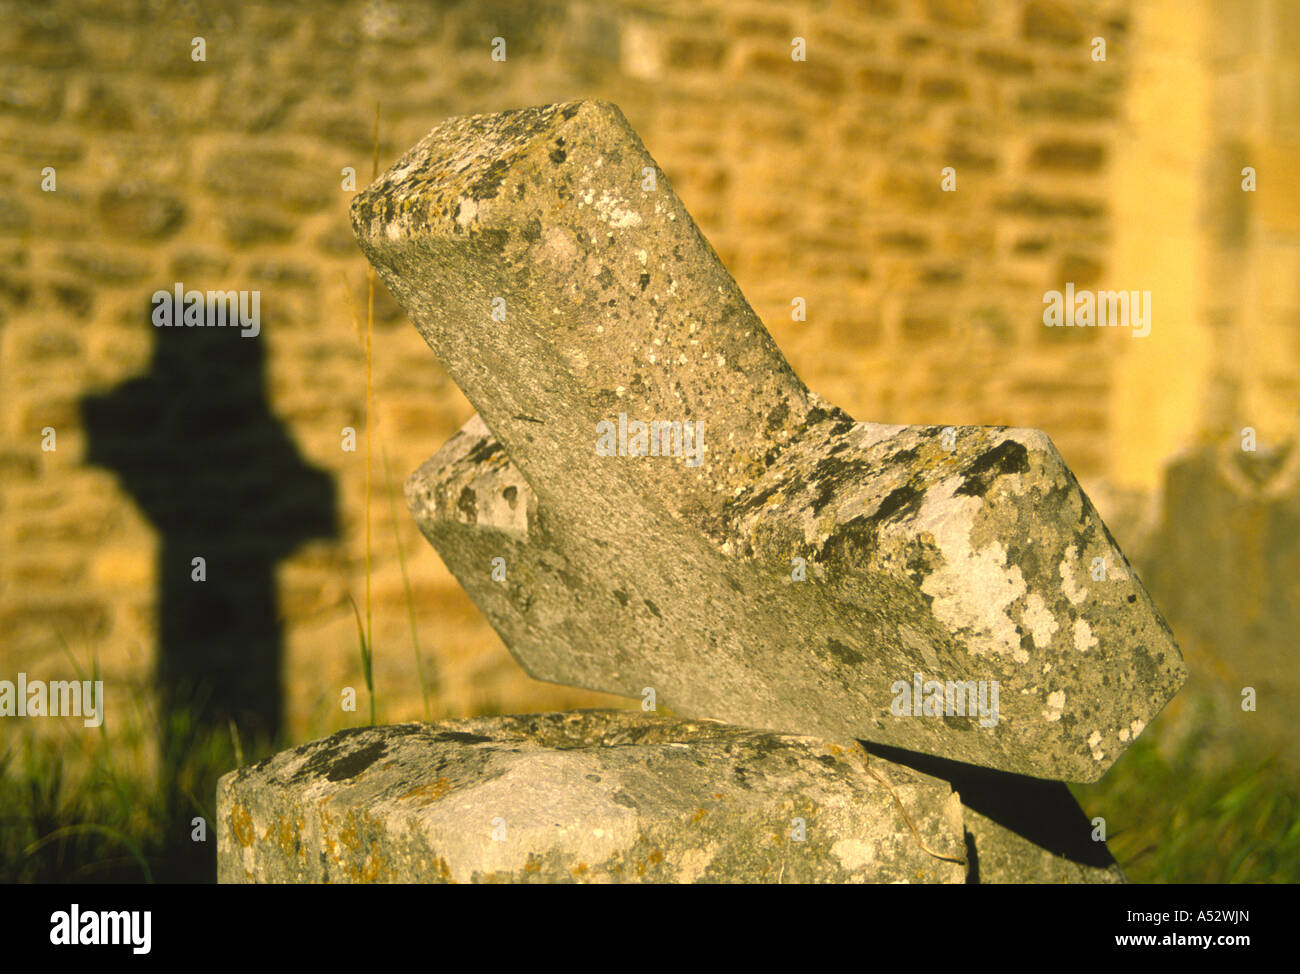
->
1093;438;1300;769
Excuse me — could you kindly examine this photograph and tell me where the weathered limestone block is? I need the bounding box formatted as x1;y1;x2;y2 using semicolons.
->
353;100;1186;782
217;711;968;884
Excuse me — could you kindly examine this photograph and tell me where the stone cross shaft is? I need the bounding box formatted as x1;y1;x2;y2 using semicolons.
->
351;100;1186;782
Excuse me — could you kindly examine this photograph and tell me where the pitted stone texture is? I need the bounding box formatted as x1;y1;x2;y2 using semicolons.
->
407;411;1183;782
350;100;817;518
354;100;1186;782
216;711;967;884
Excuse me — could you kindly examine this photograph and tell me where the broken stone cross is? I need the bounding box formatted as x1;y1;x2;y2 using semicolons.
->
350;100;1186;783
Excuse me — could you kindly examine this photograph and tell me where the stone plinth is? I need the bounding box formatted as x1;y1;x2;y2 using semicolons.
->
218;711;971;883
217;711;1124;883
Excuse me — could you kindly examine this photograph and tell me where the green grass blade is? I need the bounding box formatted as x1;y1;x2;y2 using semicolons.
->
382;439;435;720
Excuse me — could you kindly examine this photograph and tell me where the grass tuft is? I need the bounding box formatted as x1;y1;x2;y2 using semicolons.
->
1070;699;1300;884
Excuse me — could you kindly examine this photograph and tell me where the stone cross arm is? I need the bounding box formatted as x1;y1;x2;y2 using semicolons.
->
351;100;1187;782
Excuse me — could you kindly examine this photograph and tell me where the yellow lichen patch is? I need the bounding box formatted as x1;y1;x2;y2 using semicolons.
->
434;856;453;883
397;777;453;806
316;799;336;828
276;814;305;859
647;848;663;865
229;803;255;848
349;853;389;883
691;807;707;823
523;854;543;873
572;862;589;877
828;743;844;757
338;811;364;851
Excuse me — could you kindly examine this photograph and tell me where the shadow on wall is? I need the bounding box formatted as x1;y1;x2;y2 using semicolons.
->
80;297;336;878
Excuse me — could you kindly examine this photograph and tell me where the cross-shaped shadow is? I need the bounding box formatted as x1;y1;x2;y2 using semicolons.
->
82;297;336;880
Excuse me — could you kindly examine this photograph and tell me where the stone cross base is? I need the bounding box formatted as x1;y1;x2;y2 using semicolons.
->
216;712;1123;884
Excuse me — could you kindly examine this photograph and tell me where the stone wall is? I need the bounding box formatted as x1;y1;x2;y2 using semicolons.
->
2;0;1292;747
